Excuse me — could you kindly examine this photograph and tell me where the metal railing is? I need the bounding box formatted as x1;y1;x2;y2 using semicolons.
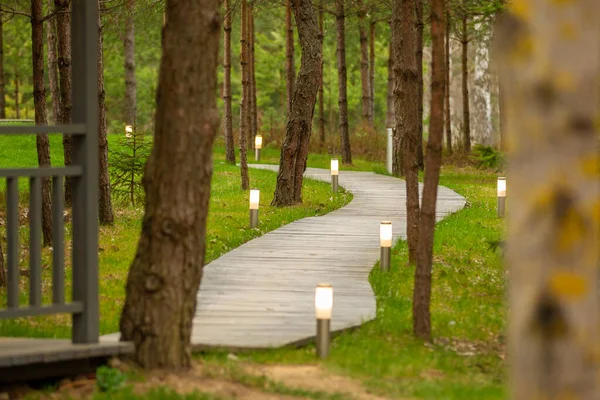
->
0;0;100;344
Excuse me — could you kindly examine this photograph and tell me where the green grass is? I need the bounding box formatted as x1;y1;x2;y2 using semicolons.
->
199;165;507;400
0;134;352;338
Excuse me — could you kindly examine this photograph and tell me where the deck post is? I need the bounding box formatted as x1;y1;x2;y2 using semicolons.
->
71;0;99;344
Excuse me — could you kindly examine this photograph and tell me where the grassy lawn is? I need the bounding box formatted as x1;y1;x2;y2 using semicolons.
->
1;132;506;399
0;134;353;338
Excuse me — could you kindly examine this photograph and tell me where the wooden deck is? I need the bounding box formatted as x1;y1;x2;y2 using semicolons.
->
102;166;465;350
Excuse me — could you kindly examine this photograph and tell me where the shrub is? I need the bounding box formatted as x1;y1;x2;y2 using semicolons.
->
471;144;504;171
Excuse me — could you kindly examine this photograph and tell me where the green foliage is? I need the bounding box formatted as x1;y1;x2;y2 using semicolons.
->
109;132;152;207
470;144;504;171
96;366;126;393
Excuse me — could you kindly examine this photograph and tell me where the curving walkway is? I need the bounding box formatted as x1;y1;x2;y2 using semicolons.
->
102;166;465;350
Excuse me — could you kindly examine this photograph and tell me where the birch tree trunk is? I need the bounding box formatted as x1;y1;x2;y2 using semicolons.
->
357;0;371;126
124;0;137;128
271;0;322;206
461;11;471;153
239;0;250;190
369;21;375;124
386;36;396;131
120;0;220;368
223;0;235;164
413;0;444;341
47;0;60;124
497;1;600;398
336;0;351;164
393;0;420;263
31;0;53;247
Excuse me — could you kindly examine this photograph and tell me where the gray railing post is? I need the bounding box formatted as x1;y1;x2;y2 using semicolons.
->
70;0;99;344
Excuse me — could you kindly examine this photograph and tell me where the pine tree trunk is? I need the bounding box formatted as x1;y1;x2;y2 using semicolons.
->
369;21;375;124
336;0;351;164
414;0;444;341
32;0;53;247
98;3;114;225
415;0;424;170
223;0;235;164
318;0;325;147
119;0;220;368
393;0;420;263
461;12;470;153
386;37;395;131
271;0;322;206
14;70;19;119
285;0;295;117
124;0;137;127
496;1;600;397
357;0;371;126
249;2;257;148
55;0;73;206
444;11;451;153
47;0;60;124
0;16;6;119
239;0;250;189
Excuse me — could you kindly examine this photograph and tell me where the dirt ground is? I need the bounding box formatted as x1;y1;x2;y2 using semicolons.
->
4;359;401;400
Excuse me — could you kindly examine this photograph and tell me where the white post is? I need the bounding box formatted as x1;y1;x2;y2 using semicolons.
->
386;128;393;174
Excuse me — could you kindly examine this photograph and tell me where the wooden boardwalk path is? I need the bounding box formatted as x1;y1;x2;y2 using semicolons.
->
102;166;465;350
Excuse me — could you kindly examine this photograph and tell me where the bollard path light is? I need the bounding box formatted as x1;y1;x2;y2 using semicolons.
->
255;135;262;162
331;159;339;194
380;221;392;272
497;177;506;218
249;189;260;228
125;125;133;138
315;283;333;359
386;128;393;174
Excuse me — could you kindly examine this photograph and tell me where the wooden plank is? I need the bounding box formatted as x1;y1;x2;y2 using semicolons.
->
101;165;465;350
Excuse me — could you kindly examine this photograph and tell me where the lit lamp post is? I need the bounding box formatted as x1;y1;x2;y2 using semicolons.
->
255;134;262;161
331;159;339;194
380;221;392;272
315;283;333;359
249;189;260;228
125;125;133;138
497;177;506;218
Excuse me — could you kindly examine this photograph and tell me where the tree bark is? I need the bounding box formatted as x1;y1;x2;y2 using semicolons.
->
386;35;395;131
250;2;258;148
393;0;420;263
336;0;351;164
14;70;19;119
0;238;4;287
357;0;371;126
239;0;250;190
496;1;600;398
223;0;235;164
55;0;73;206
0;15;6;119
444;10;451;153
318;0;325;146
47;0;60;124
120;0;220;369
369;20;375;124
124;0;137;127
461;11;470;153
271;0;322;206
414;0;444;341
98;2;114;225
285;0;295;117
415;0;424;170
31;0;53;247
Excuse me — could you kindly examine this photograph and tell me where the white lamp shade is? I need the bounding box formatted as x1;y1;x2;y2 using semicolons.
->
315;284;333;319
331;159;339;176
249;189;260;210
125;125;133;133
497;177;506;197
255;135;262;149
380;221;392;247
